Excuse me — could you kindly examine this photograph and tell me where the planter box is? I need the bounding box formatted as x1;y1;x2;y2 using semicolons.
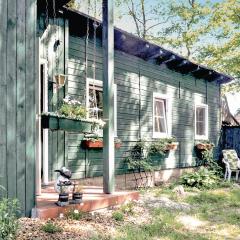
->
84;140;103;148
196;143;213;151
165;142;179;151
83;140;122;149
42;115;92;133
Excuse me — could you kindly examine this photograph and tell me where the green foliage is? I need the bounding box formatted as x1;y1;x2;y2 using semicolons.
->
0;198;21;240
58;103;87;119
201;149;223;176
41;221;62;234
66;209;85;220
124;141;153;172
112;211;124;221
179;167;220;189
148;137;176;155
119;202;135;215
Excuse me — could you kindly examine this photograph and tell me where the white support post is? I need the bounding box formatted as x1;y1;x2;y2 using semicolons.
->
102;0;115;193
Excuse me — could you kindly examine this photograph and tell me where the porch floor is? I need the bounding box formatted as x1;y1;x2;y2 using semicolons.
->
35;185;139;219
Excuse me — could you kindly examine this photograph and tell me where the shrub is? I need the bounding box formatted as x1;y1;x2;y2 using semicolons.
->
124;141;153;172
41;221;62;234
179;167;220;189
112;211;124;221
120;201;135;215
66;209;85;220
0;198;21;240
201;149;223;176
148;137;176;155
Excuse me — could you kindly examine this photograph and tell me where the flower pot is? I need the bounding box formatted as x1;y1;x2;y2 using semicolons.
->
56;193;69;206
42;114;93;133
196;143;213;151
115;143;122;149
55;74;66;86
72;192;83;204
165;142;178;151
84;140;103;148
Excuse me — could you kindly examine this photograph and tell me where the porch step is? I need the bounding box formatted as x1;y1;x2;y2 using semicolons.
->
35;186;139;219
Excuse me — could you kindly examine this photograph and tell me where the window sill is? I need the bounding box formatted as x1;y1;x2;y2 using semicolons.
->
195;135;208;141
152;133;170;139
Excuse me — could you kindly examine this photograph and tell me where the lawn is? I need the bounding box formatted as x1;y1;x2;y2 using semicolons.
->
16;182;240;240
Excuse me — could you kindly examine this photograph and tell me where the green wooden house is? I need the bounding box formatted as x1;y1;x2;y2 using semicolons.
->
0;0;232;216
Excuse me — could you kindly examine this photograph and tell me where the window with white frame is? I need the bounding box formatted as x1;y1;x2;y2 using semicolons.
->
195;104;208;139
153;93;172;138
86;78;117;135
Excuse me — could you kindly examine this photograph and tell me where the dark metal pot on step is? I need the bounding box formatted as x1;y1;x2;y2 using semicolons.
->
57;193;69;206
72;192;83;204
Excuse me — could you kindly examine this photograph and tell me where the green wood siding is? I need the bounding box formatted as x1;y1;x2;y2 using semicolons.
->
66;33;221;178
0;0;37;216
39;15;221;181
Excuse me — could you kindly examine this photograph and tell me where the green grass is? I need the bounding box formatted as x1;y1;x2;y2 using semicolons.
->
113;184;240;240
41;221;62;234
115;208;209;240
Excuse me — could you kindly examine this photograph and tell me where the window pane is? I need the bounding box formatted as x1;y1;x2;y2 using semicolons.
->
155;117;167;133
196;121;205;135
89;87;103;119
154;97;167;134
197;107;205;122
155;100;164;117
196;106;206;136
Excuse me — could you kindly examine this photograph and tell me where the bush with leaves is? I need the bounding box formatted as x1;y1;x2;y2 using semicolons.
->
179;167;220;189
0;198;21;240
148;137;176;155
124;141;153;172
201;149;223;176
41;221;62;234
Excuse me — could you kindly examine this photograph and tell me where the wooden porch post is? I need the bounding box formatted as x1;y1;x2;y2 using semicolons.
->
102;0;115;193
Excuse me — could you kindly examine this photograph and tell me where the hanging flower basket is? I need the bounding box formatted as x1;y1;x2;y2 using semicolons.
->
165;142;179;151
42;114;96;133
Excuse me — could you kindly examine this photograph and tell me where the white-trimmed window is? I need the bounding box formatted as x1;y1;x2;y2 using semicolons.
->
195;104;208;140
86;78;117;135
153;93;172;138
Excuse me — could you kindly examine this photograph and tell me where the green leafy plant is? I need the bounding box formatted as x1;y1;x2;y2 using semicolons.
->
66;209;85;220
41;221;62;234
179;167;220;189
58;103;87;119
201;149;223;176
0;198;21;240
120;201;135;215
112;211;124;221
124;141;153;172
148;137;177;155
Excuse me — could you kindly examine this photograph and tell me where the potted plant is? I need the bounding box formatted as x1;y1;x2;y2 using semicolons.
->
56;183;70;207
41;95;105;133
55;74;66;86
115;138;122;149
149;137;178;155
195;140;214;151
72;182;83;204
83;138;103;148
83;137;122;149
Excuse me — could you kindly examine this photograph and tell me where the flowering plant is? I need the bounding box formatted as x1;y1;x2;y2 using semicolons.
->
58;95;87;119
